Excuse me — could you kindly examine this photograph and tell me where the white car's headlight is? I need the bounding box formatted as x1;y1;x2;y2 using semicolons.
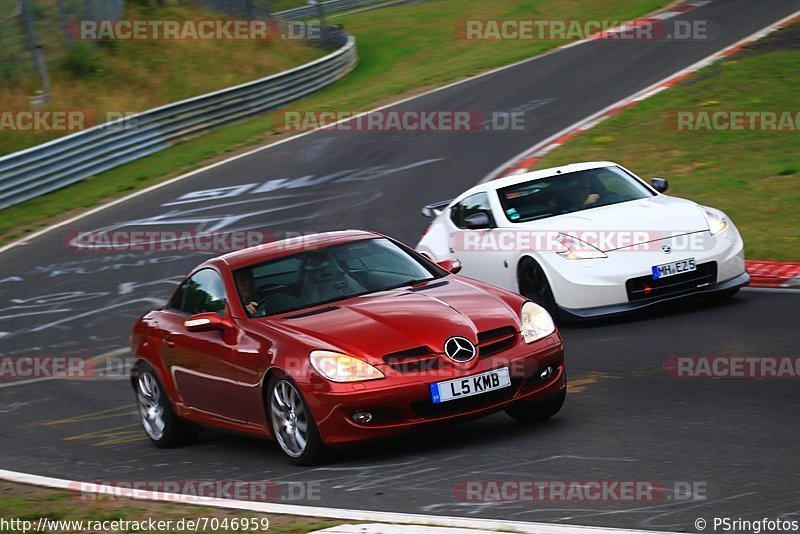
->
556;233;608;260
703;208;728;235
309;351;385;383
520;301;555;344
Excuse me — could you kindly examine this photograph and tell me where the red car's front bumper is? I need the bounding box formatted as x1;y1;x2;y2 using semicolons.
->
299;333;565;445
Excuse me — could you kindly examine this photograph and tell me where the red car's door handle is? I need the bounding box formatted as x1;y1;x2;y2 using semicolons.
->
163;335;176;348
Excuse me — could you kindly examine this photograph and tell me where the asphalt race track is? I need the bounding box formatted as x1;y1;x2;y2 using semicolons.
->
1;0;798;531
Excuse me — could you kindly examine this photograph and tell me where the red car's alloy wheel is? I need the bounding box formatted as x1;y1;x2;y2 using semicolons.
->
134;362;195;448
137;372;166;441
270;379;310;458
267;377;329;465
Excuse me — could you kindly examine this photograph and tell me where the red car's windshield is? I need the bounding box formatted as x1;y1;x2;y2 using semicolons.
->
233;238;443;317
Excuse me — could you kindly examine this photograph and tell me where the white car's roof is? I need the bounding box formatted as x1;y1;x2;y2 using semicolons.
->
461;161;620;201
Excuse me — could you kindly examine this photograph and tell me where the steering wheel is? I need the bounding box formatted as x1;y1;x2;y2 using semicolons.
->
252;284;290;311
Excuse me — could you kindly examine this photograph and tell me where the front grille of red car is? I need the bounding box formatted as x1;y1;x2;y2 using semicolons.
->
383;346;442;373
478;326;517;359
383;326;517;373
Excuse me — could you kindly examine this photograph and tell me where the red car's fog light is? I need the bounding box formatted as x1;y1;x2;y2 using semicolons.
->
352;411;373;424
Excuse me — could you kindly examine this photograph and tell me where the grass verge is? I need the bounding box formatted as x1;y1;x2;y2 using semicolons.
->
533;23;800;261
0;0;670;245
0;2;321;156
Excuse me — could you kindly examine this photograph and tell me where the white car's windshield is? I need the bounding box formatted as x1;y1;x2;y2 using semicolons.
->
497;166;654;223
234;238;441;317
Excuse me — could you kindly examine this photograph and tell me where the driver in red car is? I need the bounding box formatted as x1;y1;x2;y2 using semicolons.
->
234;269;259;316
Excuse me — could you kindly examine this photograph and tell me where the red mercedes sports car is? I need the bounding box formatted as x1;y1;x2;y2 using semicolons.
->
131;230;566;464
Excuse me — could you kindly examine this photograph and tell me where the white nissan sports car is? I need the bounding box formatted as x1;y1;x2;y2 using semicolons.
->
416;162;749;320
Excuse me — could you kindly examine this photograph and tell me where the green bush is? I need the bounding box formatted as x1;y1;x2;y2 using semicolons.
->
60;44;102;78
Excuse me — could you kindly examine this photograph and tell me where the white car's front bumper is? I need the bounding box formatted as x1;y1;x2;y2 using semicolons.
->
540;227;749;318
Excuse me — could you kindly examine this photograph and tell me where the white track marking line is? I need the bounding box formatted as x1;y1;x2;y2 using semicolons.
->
0;468;674;534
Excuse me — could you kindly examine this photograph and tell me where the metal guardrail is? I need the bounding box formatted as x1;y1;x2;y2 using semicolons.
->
0;36;358;210
274;0;390;20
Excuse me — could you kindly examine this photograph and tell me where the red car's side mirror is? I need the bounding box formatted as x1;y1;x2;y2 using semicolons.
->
184;313;226;333
437;258;462;274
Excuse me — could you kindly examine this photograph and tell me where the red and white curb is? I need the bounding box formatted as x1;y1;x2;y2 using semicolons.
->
746;261;800;288
542;1;713;54
484;8;800;181
481;8;800;289
584;1;713;43
0;468;672;534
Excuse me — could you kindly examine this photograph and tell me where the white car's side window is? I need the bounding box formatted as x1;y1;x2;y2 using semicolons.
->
450;193;494;229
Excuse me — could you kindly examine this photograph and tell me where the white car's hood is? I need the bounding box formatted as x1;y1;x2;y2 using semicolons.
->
509;195;709;251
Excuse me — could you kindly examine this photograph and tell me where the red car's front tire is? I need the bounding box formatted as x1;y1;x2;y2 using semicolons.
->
267;376;328;466
505;375;567;424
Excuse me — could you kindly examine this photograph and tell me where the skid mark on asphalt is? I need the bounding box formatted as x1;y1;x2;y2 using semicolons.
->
35;404;144;446
38;405;136;426
64;423;145;447
568;372;621;393
568;366;665;394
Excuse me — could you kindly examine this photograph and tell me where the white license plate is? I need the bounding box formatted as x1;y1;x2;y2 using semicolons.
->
652;258;696;280
430;367;511;404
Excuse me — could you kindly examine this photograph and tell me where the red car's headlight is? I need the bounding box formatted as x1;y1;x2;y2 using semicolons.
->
309;350;385;383
520;301;555;344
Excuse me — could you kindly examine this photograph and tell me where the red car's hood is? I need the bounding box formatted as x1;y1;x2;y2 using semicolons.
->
264;278;521;364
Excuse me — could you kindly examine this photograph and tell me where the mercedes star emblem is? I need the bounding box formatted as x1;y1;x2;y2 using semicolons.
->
444;336;477;363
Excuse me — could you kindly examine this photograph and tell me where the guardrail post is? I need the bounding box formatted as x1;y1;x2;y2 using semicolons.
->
20;0;51;103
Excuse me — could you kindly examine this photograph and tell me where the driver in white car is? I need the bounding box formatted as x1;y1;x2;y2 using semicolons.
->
565;180;600;211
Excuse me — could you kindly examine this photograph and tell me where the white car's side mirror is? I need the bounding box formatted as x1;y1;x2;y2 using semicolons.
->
463;212;494;229
650;177;669;193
